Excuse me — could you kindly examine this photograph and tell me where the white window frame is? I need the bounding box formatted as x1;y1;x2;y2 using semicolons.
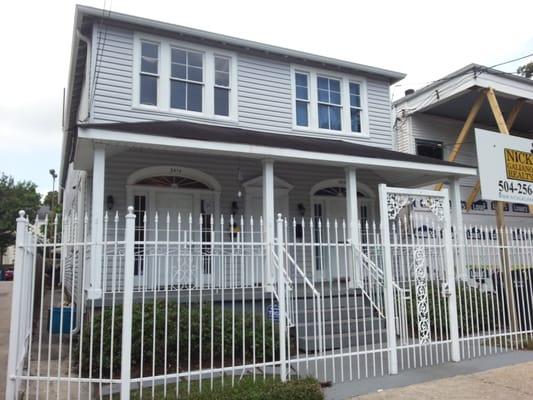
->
290;65;370;137
137;39;161;109
213;54;232;117
294;71;310;127
169;46;205;113
133;32;238;121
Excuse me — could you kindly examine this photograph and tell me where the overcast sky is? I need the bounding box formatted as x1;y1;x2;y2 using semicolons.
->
1;0;532;195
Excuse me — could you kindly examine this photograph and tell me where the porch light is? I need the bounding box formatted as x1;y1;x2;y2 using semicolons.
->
106;195;114;210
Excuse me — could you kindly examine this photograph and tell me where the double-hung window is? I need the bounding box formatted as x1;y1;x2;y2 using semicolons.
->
214;56;230;116
349;82;362;133
295;72;309;127
140;41;159;106
292;67;367;135
170;48;203;112
317;76;342;131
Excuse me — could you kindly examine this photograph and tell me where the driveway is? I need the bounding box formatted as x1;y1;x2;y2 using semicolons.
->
352;361;533;399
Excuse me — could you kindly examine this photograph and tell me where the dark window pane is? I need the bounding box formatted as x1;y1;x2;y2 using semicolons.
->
215;71;229;86
330;106;341;130
141;42;158;59
188;66;203;82
330;91;341;105
215;57;229;72
318;89;329;102
214;87;229;116
296;86;308;100
318;104;329;129
317;77;328;90
140;75;157;105
416;140;443;159
188;51;203;67
329;79;340;92
187;83;202;112
351;108;361;132
296;101;308;126
350;94;361;107
141;58;158;74
350;82;360;95
171;63;186;79
295;73;308;87
171;48;186;64
170;80;186;109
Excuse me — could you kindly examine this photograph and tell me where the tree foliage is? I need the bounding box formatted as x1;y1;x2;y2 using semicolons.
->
0;173;41;258
517;62;533;79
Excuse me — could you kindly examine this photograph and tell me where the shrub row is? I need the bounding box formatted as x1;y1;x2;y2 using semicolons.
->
77;302;277;378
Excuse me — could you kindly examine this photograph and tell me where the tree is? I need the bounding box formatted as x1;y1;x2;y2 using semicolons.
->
43;190;61;215
0;173;41;267
517;62;533;79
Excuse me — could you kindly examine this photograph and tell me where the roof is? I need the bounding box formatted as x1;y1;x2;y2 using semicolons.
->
393;63;533;107
76;5;406;83
79;119;473;170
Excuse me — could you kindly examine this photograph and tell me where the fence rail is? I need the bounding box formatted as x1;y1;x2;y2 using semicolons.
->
5;207;533;399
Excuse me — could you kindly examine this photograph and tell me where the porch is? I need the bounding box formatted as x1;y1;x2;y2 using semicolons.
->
69;119;475;298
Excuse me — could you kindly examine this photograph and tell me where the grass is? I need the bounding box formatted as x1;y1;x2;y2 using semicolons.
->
125;376;323;400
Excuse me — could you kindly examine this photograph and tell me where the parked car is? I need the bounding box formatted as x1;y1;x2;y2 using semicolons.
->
4;270;14;281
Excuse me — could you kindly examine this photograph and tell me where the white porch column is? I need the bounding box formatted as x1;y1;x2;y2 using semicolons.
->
449;176;467;280
345;166;361;288
88;144;105;300
262;159;275;289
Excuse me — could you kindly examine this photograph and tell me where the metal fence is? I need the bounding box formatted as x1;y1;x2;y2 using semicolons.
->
5;207;533;399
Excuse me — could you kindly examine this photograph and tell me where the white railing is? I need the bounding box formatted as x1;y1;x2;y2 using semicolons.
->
6;207;533;399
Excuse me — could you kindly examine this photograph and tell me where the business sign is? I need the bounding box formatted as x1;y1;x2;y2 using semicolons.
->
476;129;533;205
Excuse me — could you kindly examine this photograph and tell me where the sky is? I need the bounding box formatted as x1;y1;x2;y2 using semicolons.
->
0;0;532;195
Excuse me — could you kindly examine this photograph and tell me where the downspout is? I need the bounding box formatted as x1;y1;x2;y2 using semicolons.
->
68;29;91;336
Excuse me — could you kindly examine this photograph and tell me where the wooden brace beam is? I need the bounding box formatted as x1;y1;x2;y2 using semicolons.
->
465;91;524;210
435;90;487;191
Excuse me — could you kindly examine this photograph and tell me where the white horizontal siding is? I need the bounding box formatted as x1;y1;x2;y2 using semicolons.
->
89;23;396;149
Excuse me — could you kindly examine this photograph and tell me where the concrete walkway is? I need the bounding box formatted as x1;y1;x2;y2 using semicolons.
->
0;282;13;397
352;361;533;399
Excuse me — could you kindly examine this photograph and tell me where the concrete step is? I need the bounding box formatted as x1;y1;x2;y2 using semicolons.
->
295;317;386;335
294;305;375;321
297;329;387;352
294;293;371;309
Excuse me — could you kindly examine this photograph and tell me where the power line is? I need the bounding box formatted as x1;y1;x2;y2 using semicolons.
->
488;52;533;69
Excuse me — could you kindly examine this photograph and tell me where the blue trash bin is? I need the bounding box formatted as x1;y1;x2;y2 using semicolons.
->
48;307;77;334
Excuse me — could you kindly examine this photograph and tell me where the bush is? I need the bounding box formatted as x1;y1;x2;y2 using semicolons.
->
129;377;324;400
405;282;498;340
76;302;277;378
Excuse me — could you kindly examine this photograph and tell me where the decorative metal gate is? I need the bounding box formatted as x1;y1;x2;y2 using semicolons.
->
378;184;460;373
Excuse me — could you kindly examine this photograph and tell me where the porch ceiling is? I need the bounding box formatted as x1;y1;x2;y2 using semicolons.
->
77;120;477;187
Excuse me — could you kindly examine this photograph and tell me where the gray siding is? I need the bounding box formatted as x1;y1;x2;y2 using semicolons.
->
90;24;395;149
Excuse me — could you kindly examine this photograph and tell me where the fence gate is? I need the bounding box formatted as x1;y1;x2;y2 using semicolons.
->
378;184;460;374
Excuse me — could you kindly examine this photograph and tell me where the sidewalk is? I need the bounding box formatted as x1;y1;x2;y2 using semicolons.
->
0;282;13;396
353;361;533;399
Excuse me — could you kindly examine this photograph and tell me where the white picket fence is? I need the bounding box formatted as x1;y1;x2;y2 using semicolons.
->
5;207;533;399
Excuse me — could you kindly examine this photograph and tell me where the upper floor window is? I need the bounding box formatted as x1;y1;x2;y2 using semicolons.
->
134;34;237;119
170;48;203;112
295;72;309;127
416;139;443;159
292;67;368;136
317;76;342;131
214;56;230;116
140;42;159;106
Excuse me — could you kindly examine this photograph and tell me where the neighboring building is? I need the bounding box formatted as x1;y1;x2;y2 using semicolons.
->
393;64;533;227
1;245;15;268
60;6;476;295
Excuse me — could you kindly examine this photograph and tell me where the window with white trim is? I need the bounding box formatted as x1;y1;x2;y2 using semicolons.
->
170;48;203;112
140;41;159;106
214;56;230;116
349;82;362;133
317;76;342;131
292;67;367;135
295;72;309;127
134;35;237;119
